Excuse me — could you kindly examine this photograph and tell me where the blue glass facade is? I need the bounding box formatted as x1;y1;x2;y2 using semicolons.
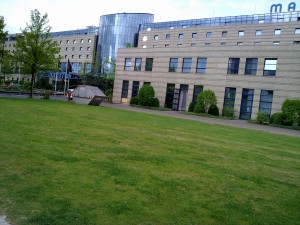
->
98;13;154;74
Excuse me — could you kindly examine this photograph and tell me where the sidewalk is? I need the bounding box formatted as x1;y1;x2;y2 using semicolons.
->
101;102;300;138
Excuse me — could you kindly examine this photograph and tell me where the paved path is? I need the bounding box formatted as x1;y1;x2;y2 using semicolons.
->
0;216;10;225
1;93;299;137
101;102;300;138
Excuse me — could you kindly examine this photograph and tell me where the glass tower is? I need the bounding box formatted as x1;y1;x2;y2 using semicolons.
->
98;13;154;75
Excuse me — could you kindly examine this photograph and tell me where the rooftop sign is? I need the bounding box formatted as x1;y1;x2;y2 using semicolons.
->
270;2;297;13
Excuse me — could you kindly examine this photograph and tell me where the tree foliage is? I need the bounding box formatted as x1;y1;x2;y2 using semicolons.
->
281;99;300;125
0;16;9;82
14;9;60;97
196;90;217;114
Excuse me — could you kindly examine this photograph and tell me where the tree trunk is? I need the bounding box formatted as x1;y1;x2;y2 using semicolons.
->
29;73;35;98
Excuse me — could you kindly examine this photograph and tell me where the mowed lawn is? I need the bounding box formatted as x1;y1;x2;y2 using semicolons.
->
0;98;299;225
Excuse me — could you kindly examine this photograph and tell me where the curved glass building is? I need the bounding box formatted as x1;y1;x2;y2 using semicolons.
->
98;13;154;75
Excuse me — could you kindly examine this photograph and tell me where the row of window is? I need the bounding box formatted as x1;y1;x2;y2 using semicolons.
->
59;39;92;44
59;54;90;59
146;28;300;41
61;47;92;51
121;80;274;119
124;57;278;76
148;40;300;48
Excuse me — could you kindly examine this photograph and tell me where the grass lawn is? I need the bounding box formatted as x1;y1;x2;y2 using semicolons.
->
0;98;299;225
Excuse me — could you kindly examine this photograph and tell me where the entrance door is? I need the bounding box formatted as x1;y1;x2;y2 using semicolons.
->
240;88;254;120
178;84;189;111
172;88;180;110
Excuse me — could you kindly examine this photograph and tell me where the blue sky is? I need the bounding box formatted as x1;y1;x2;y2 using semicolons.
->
0;0;298;33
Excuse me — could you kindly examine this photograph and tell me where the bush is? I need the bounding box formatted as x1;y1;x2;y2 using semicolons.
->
208;104;219;116
151;98;160;108
105;88;113;103
129;97;140;105
188;102;194;112
223;107;235;118
194;103;204;114
256;112;269;124
281;99;300;126
138;84;157;107
45;83;53;90
197;90;217;114
270;112;284;125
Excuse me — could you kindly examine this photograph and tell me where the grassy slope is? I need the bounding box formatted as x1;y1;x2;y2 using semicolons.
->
0;98;299;225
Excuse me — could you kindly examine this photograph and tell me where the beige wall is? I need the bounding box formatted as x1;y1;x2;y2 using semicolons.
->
113;21;300;119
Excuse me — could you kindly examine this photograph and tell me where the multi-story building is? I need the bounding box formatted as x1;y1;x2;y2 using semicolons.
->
113;11;300;119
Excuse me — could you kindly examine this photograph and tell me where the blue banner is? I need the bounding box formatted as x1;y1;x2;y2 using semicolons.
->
49;72;72;79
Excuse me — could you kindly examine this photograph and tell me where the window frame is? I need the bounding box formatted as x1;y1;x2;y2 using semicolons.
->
263;58;277;76
145;58;153;71
169;58;178;72
245;58;258;75
182;58;192;73
227;58;240;74
196;58;207;74
134;58;142;71
124;58;132;71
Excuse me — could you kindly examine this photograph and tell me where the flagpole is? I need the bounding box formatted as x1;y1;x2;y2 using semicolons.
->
54;72;57;94
64;61;67;95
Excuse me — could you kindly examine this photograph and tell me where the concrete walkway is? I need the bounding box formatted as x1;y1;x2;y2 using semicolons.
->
101;102;300;138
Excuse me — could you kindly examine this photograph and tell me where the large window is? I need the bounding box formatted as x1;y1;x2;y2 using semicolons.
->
245;58;258;75
263;58;277;76
182;58;192;73
124;58;131;71
192;33;197;38
134;58;142;71
259;90;273;116
227;58;240;74
295;28;300;34
169;58;178;72
165;83;175;109
132;81;140;97
240;89;254;120
196;58;207;74
145;58;153;71
121;80;129;98
223;87;236;109
206;32;212;38
192;85;203;105
166;34;170;39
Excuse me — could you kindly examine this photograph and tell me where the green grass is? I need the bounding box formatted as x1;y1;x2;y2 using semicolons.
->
0;98;299;225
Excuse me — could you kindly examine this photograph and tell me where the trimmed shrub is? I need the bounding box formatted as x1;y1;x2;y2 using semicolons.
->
281;99;300;126
43;90;50;99
208;104;219;116
256;112;269;124
194;103;205;113
197;90;217;114
223;107;235;118
150;98;160;108
105;88;113;103
138;84;155;106
188;101;194;112
129;97;140;105
270;112;284;125
45;83;53;90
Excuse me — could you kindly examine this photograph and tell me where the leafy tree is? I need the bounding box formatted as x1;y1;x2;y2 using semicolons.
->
14;9;60;97
282;99;300;126
196;90;217;114
0;16;9;82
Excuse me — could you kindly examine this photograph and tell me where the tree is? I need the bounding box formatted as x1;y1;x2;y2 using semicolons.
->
0;16;9;82
281;99;300;126
14;9;60;97
196;90;217;114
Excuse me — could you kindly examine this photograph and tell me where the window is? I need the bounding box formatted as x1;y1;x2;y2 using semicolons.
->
79;55;81;59
170;26;174;29
134;58;142;71
191;43;197;46
182;25;187;28
223;87;236;110
205;43;211;46
145;58;153;71
59;41;62;44
121;80;129;98
142;45;147;48
192;85;203;105
81;39;83;43
86;55;89;59
196;58;207;74
240;88;254;120
165;84;175;109
274;29;281;35
238;31;244;36
192;33;197;38
256;30;262;36
88;39;91;43
295;28;300;34
227;58;240;74
294;41;300;45
72;55;74;59
166;34;170;39
73;40;76;44
206;32;212;38
169;58;178;72
221;42;226;46
178;34;183;39
237;42;243;45
72;47;75;51
222;31;227;37
143;36;147;41
177;44;183;47
154;35;158;40
64;55;68;58
273;41;280;45
245;58;258;75
147;28;151;31
132;81;139;97
66;40;69;44
65;47;68;51
86;47;90;51
254;42;261;45
259;90;273;116
182;58;192;73
165;44;170;48
263;58;277;76
153;45;157;48
79;47;83;51
124;58;131;71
